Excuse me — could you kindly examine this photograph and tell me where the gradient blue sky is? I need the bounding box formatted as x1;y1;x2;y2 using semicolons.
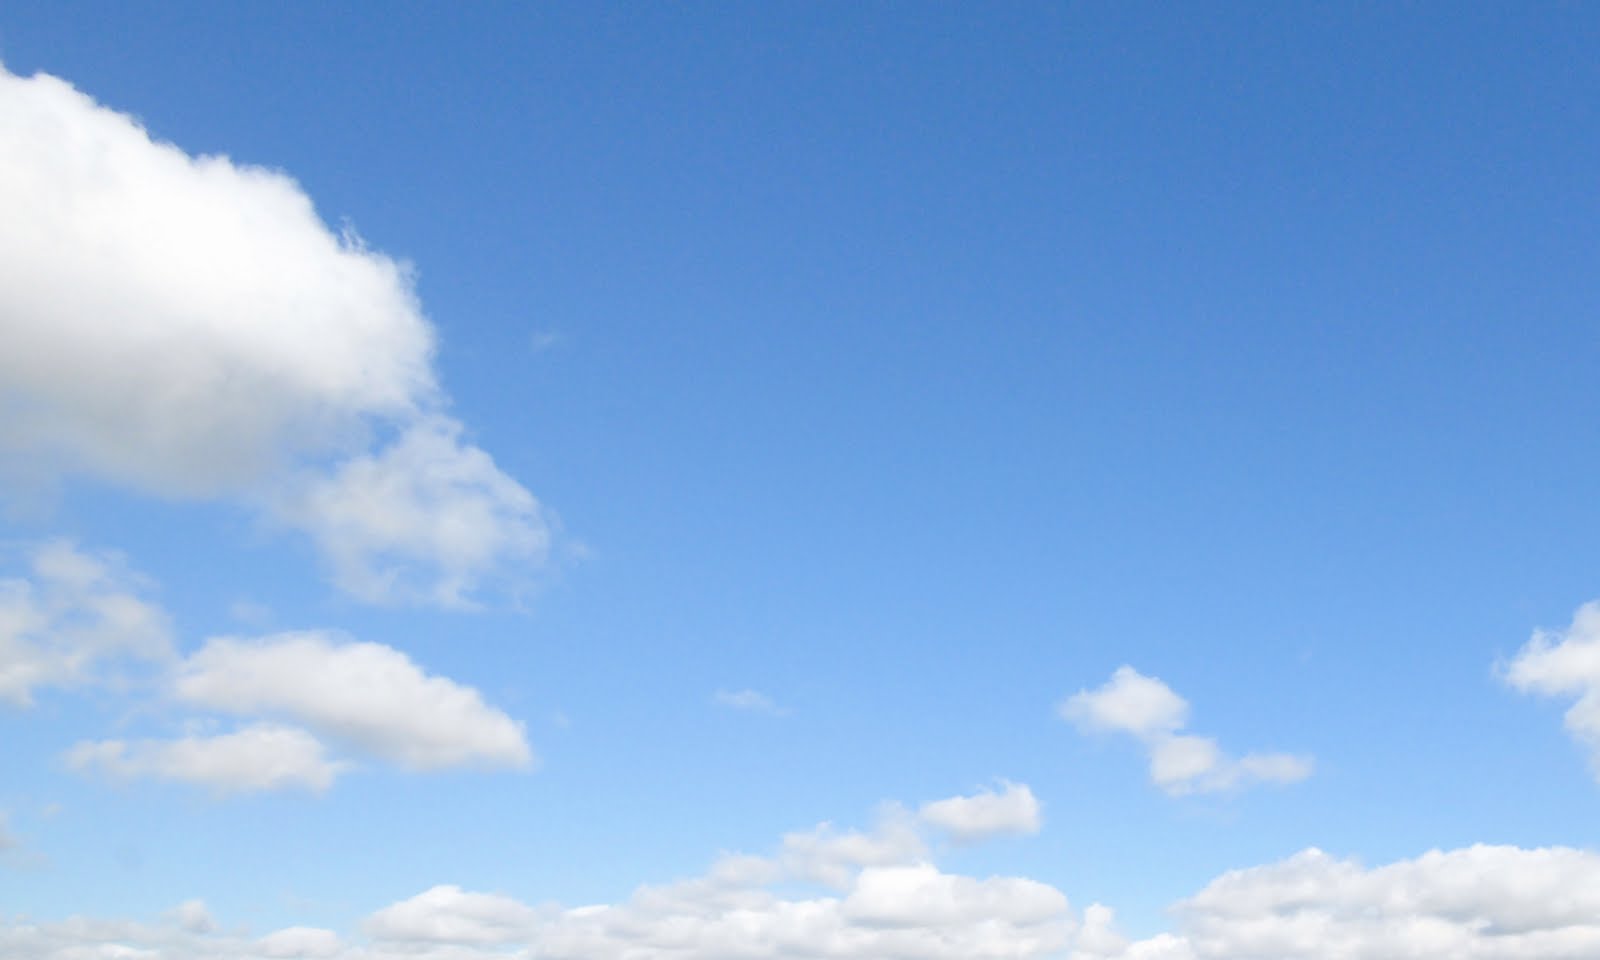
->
2;5;1600;958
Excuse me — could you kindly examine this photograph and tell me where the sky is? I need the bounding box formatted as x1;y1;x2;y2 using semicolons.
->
1;3;1600;958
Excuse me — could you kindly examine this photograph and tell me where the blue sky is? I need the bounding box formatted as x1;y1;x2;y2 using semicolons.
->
2;4;1600;958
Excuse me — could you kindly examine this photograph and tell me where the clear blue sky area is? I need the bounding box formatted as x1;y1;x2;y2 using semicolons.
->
1;4;1598;957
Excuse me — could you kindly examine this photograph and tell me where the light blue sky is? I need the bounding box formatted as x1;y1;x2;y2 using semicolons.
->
2;5;1600;958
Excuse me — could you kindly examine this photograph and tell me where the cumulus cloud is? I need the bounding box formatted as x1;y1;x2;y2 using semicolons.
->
4;812;1600;960
0;540;172;706
1061;666;1312;796
66;723;341;793
1504;600;1600;778
1155;844;1600;959
0;65;549;606
365;886;541;945
175;631;533;771
778;806;928;888
918;780;1042;842
712;687;788;715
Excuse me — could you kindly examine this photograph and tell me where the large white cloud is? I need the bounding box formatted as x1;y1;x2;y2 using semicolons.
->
0;65;549;606
1504;600;1600;779
0;540;172;706
174;630;533;771
1061;666;1312;796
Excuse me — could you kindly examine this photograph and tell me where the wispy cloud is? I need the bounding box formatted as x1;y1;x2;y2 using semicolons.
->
713;688;789;716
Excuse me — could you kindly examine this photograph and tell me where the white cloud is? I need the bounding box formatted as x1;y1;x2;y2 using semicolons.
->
254;927;342;958
1061;666;1312;796
168;901;215;935
918;780;1042;842
365;886;541;945
1151;844;1600;959
4;812;1600;960
274;418;548;608
174;631;532;771
0;812;15;852
66;723;340;793
0;66;549;606
1504;600;1600;778
778;806;928;888
712;687;788;715
0;540;172;706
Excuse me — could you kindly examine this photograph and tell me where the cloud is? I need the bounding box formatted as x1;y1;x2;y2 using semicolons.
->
918;780;1042;842
3;806;1599;960
1151;844;1600;959
365;886;541;945
0;65;549;606
0;812;14;852
168;900;215;935
0;540;172;707
712;687;788;715
778;806;928;888
1504;600;1600;779
66;723;341;793
174;631;533;771
1061;666;1312;796
26;547;536;794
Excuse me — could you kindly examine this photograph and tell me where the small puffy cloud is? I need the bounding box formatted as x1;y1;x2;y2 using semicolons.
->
66;723;340;793
1504;600;1600;778
174;631;532;771
0;65;549;607
365;886;541;945
0;540;172;706
1061;666;1312;796
919;780;1041;843
1062;666;1189;738
712;687;788;715
274;418;548;608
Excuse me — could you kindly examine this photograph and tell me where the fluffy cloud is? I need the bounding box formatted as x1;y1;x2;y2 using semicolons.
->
1061;666;1312;796
778;807;929;888
365;886;541;945
4;823;1600;960
25;546;534;793
1153;844;1600;960
174;631;533;771
1504;600;1600;778
0;65;548;606
66;723;341;793
0;540;172;707
918;780;1042;842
